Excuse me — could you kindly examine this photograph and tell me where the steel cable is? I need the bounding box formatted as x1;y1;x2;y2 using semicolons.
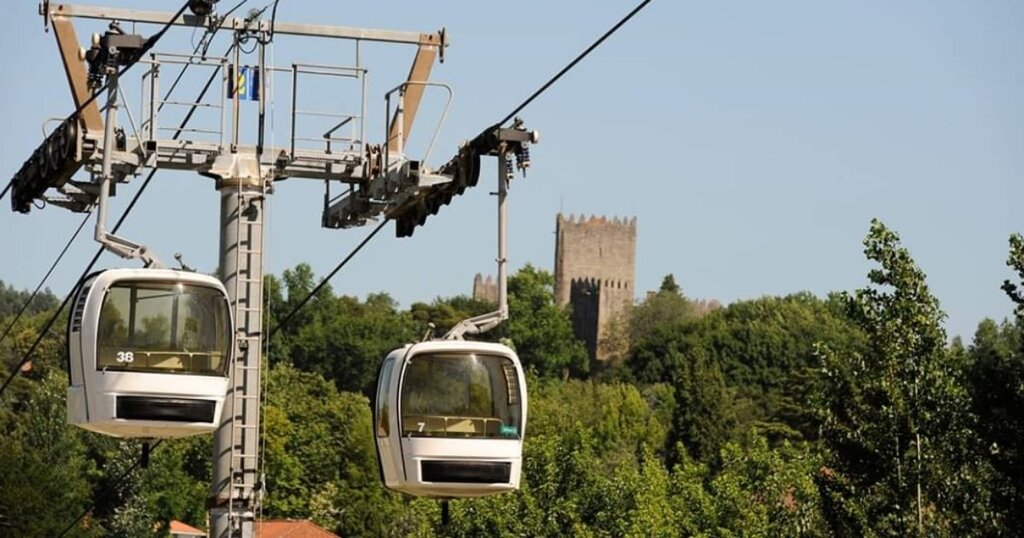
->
0;0;249;353
0;38;240;399
268;0;655;337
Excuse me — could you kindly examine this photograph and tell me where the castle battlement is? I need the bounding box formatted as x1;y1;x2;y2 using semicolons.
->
570;276;631;291
557;213;637;230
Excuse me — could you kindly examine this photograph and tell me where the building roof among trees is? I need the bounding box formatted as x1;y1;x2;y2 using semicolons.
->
256;519;339;537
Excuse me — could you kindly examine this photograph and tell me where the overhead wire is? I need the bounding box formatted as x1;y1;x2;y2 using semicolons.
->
0;0;246;348
491;0;653;132
0;213;90;348
263;0;281;44
56;440;164;538
269;0;655;337
0;37;242;399
0;0;248;207
268;219;388;339
162;0;250;99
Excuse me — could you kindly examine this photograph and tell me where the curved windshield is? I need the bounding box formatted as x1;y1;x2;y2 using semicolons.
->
400;352;522;439
96;281;231;376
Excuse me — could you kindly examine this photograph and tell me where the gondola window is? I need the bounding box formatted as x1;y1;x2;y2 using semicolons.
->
96;282;230;375
400;353;522;439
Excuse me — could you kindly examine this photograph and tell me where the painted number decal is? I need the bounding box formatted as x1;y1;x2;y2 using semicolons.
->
116;351;135;363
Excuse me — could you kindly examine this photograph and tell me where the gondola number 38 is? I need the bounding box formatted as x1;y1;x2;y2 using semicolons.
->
116;351;135;363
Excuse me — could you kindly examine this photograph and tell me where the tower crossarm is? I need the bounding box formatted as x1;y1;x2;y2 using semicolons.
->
12;4;448;215
42;4;446;47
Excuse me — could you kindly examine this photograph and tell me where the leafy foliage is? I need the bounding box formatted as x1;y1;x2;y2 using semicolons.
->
621;280;863;444
3;223;1023;536
409;295;495;338
0;279;59;320
502;264;589;378
1001;233;1024;317
268;264;416;395
815;219;991;536
0;370;96;537
962;234;1024;533
260;362;425;536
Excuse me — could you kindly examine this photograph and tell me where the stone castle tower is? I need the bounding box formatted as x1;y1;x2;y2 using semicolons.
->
553;213;637;361
472;273;499;304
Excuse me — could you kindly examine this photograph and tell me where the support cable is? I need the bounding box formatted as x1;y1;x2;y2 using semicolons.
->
256;35;278;527
60;0;192;125
262;0;281;44
0;0;247;208
0;3;245;385
267;0;654;338
0;213;90;348
0;42;237;399
268;219;388;339
56;440;163;538
491;0;653;131
158;0;249;105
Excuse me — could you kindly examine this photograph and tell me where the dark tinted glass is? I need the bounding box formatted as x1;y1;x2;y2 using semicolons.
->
400;352;522;439
96;281;230;375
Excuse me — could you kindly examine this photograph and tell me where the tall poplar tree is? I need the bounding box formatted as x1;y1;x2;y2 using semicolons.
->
814;220;988;536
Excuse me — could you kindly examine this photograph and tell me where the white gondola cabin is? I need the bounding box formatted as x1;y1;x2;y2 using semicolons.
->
66;268;233;438
374;340;528;498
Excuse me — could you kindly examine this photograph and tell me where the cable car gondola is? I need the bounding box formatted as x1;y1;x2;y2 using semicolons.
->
374;124;538;498
66;268;233;438
374;340;528;498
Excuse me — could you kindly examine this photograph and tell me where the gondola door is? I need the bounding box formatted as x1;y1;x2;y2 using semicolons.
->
374;351;402;490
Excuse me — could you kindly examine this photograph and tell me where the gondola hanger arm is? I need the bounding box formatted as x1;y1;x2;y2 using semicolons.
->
444;124;536;340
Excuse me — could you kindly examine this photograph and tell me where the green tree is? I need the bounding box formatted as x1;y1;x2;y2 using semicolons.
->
266;264;342;359
0;370;97;537
629;275;701;343
705;438;826;536
503;264;588;378
527;375;674;461
269;264;415;395
261;362;421;536
964;233;1024;533
815;219;989;536
600;274;712;370
625;291;862;443
98;436;210;537
409;295;495;338
0;279;59;320
1000;233;1024;316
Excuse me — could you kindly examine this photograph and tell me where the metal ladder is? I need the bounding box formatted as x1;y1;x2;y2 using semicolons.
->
227;182;266;535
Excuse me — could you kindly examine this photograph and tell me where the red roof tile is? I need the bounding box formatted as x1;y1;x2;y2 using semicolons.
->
169;520;206;536
256;519;339;538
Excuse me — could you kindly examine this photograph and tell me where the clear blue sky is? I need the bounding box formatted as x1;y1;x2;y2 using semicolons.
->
1;0;1021;340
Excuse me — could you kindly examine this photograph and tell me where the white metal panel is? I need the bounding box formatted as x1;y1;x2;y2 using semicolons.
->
375;340;527;497
67;268;232;438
